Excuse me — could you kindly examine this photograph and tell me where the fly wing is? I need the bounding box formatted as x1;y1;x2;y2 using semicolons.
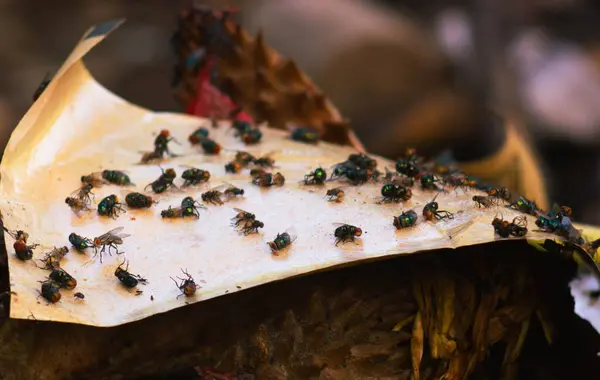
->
331;222;349;228
284;226;298;243
114;232;131;240
232;207;249;214
180;164;199;170
70;186;85;197
96;226;125;241
223;182;241;190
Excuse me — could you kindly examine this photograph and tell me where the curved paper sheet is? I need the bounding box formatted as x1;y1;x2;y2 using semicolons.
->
0;21;571;327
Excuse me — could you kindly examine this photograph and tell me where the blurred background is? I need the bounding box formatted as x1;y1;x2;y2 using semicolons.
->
1;0;600;223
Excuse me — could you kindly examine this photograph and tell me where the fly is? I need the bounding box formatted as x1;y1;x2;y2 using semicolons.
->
92;227;130;263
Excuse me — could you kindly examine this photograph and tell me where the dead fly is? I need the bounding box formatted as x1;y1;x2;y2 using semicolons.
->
125;192;155;209
225;160;243;174
198;137;222;155
38;281;61;304
473;195;500;208
252;171;285;187
241;128;262;145
250;168;267;178
161;206;184;219
153;129;176;157
487;187;511;202
74;292;85;300
234;214;264;235
181;196;206;218
333;223;363;246
65;196;90;213
12;240;39;261
507;196;539;215
49;268;77;290
4;227;38;261
102;170;133;186
492;216;528;238
38;246;69;270
423;194;454;222
395;159;420;178
97;195;125;219
348;153;378;170
114;260;148;291
188;127;209;145
291;127;320;144
69;233;92;252
231;208;255;226
140;150;164;164
171;268;202;298
268;227;298;255
223;184;245;199
92;227;130;262
181;167;211;187
378;184;412;204
393;210;418;230
73;183;94;203
383;167;414;187
345;168;379;185
325;187;345;202
302;168;327;185
232;120;253;137
201;186;225;205
252;152;276;168
454;176;479;191
145;167;177;194
234;151;256;166
81;172;107;187
420;173;444;191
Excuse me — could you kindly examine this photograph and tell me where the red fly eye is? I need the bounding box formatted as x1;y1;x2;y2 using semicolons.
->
94;239;101;246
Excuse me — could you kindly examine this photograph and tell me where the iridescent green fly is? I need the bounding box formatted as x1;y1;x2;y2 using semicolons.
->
303;167;327;185
102;170;133;186
242;129;262;145
423;193;454;221
232;120;252;136
125;192;155;209
145;168;177;194
69;233;92;252
379;184;412;203
181;196;206;218
154;129;176;157
396;159;420;178
291;128;319;144
507;196;538;215
188;127;209;145
333;223;363;246
199;137;222;155
97;195;125;219
420;173;443;191
268;227;298;255
38;281;61;303
393;210;418;229
115;260;148;291
49;268;77;290
181;167;211;187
